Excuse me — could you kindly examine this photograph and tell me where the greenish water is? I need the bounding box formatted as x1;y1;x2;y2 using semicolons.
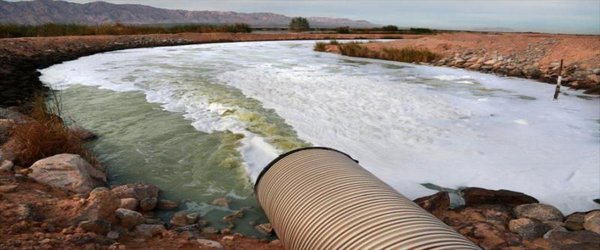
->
59;85;268;236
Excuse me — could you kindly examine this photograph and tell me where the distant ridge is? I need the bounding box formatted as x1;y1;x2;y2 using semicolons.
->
0;0;376;28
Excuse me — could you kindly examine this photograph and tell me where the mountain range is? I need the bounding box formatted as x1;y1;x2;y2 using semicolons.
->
0;0;376;28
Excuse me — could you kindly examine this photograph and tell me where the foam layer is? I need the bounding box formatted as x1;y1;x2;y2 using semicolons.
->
40;41;600;213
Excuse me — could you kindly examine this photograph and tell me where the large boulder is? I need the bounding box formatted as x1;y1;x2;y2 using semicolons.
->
29;154;106;194
135;224;166;238
157;199;178;210
583;211;600;235
119;198;138;211
139;197;158;212
115;208;144;229
111;183;159;211
514;203;564;222
565;212;586;231
170;211;196;227
78;220;111;235
461;187;538;207
196;239;223;250
80;187;120;222
413;191;449;219
508;218;551;240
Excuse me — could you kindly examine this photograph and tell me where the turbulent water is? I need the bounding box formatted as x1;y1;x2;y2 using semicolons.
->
40;41;600;232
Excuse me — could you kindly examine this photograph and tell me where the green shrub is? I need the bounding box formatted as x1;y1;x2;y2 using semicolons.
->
409;27;434;34
335;26;350;34
289;17;310;32
226;23;252;33
381;25;399;32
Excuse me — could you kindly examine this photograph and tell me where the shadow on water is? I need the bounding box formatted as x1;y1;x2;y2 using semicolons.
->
561;92;598;101
381;63;408;70
515;95;537;101
340;58;371;66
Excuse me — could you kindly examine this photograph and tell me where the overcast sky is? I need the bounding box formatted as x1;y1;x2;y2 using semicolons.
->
8;0;600;34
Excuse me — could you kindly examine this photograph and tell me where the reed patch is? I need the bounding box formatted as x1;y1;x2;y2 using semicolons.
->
11;94;96;166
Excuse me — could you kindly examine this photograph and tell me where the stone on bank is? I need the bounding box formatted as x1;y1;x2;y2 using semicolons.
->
28;154;106;194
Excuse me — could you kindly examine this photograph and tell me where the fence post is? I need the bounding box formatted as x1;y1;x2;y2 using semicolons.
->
553;59;563;100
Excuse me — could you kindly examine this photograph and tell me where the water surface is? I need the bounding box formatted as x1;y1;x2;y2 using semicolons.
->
40;41;600;234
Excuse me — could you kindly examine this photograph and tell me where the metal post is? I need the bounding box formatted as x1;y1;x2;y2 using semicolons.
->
554;59;563;100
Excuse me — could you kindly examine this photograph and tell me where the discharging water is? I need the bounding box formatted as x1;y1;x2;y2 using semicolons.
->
40;41;600;235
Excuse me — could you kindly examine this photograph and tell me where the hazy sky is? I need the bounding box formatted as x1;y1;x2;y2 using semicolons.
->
8;0;600;34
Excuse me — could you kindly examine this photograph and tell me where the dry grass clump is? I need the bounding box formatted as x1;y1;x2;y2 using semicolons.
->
338;42;377;58
314;42;327;52
11;94;95;167
381;47;440;63
314;40;341;52
333;42;439;63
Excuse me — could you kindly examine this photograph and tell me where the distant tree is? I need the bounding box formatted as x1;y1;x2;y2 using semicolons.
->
226;23;252;33
409;27;434;34
381;25;399;32
335;26;350;34
289;17;310;32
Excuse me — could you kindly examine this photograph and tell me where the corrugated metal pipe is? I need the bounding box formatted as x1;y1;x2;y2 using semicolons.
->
255;147;480;249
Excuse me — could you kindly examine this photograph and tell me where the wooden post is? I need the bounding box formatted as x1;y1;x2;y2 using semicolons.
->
553;59;563;100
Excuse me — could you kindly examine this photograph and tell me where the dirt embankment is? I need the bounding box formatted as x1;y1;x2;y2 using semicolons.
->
326;32;600;93
0;32;410;108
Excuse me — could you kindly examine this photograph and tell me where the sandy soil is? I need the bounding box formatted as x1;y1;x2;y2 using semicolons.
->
364;32;600;69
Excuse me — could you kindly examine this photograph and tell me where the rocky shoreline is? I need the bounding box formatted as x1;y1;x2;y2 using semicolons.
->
0;106;283;249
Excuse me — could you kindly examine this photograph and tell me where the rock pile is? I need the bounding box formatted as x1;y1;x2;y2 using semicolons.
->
432;48;600;94
416;187;600;249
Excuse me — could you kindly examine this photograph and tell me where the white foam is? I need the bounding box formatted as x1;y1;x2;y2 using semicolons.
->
40;41;600;214
39;45;280;183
